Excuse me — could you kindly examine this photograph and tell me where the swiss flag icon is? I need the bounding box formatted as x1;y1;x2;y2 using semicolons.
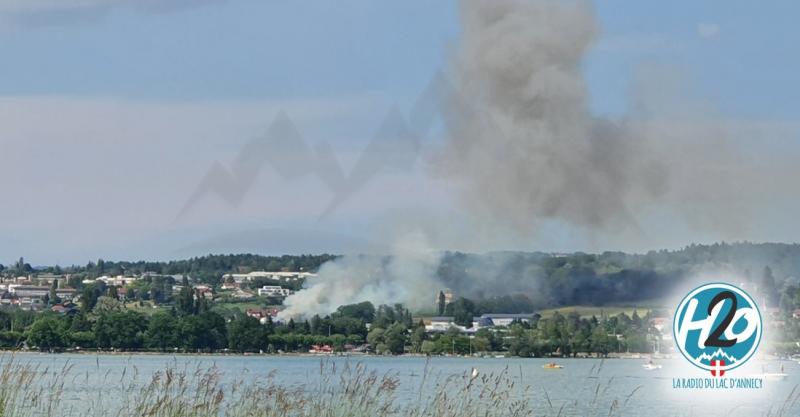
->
710;359;726;377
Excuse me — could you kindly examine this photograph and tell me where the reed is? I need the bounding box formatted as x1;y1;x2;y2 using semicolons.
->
2;355;796;417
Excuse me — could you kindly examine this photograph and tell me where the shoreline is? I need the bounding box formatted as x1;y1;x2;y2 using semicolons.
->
0;349;678;360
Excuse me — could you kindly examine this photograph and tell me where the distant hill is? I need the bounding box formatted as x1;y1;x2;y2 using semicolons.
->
9;242;800;309
436;242;800;308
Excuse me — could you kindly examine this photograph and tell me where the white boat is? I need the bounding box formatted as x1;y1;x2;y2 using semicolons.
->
643;362;662;370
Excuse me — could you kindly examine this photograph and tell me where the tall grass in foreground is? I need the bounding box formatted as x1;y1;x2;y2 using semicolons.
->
0;359;70;417
100;361;533;417
2;355;799;417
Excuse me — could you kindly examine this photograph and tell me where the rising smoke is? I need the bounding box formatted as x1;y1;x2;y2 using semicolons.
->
436;0;668;233
279;231;442;318
279;0;793;319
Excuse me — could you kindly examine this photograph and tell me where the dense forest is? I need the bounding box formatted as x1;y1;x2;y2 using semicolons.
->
437;242;800;307
0;254;337;285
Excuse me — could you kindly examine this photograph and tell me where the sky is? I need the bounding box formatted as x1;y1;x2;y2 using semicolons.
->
0;0;799;265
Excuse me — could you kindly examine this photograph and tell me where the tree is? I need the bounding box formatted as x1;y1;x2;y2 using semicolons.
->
145;311;178;351
107;286;119;300
178;311;227;352
67;275;83;290
366;327;385;350
421;340;436;355
438;291;446;316
335;302;376;322
762;266;779;307
383;322;407;355
93;311;147;350
409;326;426;353
228;315;266;352
26;315;66;351
590;325;613;357
49;280;61;306
15;257;33;276
80;283;103;312
92;296;124;316
177;276;196;315
446;298;476;328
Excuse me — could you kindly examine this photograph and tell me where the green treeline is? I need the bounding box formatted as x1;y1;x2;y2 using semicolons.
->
1;254;337;286
0;293;660;357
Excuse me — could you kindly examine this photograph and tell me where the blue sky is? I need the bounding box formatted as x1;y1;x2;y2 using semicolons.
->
2;1;797;116
0;0;798;265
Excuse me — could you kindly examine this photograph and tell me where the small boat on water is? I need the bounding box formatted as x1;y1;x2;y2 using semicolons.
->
543;363;564;370
643;360;662;370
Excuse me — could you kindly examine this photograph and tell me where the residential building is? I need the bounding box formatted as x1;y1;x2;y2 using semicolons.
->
223;271;316;284
55;288;77;301
257;286;294;297
96;275;140;286
474;313;538;327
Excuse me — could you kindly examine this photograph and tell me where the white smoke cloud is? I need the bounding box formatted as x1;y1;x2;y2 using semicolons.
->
279;231;442;319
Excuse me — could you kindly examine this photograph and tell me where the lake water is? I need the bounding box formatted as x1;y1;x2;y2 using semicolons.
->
4;353;799;416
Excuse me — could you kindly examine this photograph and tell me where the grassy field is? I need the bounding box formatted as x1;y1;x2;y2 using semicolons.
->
212;301;273;312
536;305;658;319
119;301;278;319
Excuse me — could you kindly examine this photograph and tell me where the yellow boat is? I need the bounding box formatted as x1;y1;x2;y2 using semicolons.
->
542;363;564;370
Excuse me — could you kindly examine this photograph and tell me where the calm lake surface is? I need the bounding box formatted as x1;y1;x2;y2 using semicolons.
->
5;353;799;416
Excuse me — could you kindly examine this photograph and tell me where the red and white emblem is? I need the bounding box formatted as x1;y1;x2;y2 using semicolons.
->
710;359;726;377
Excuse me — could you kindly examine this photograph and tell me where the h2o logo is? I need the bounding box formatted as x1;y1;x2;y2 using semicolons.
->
673;283;762;374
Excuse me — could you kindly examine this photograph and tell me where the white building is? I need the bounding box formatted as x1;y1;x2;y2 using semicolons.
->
95;275;140;286
257;286;294;297
7;285;76;301
8;285;50;298
224;271;316;284
474;313;538;327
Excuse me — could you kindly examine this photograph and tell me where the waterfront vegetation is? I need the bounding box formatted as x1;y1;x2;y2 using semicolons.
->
0;355;641;417
3;354;800;417
0;292;661;357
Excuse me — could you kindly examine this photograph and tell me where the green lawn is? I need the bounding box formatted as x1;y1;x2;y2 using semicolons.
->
212;301;270;312
537;305;657;319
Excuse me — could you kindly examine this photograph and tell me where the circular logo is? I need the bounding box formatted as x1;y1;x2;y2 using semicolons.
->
673;282;762;373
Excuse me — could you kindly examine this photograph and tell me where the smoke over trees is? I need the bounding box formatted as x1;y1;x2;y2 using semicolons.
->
279;0;800;318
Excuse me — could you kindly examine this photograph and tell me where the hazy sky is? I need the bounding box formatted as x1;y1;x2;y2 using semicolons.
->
1;0;799;265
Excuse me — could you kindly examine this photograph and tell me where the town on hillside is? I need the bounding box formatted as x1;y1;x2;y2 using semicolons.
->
3;250;800;357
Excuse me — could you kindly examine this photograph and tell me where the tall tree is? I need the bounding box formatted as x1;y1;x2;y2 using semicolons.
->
762;266;779;307
177;276;195;315
49;280;61;306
